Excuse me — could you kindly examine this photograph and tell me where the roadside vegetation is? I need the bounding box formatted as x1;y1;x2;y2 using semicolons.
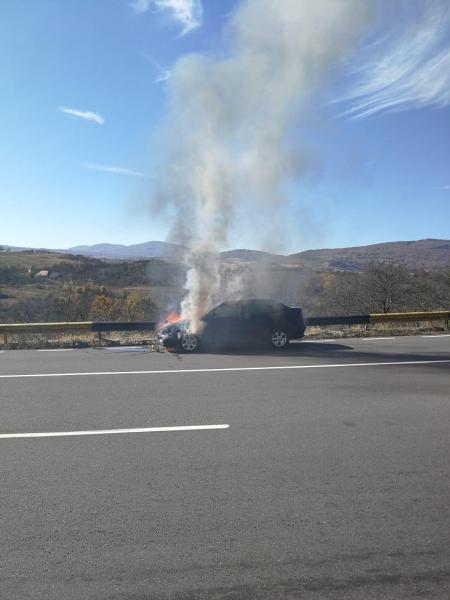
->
300;262;450;316
0;250;183;323
0;249;449;325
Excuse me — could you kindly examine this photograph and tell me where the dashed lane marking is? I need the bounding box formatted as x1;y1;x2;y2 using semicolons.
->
420;334;450;338
36;349;74;352
104;347;148;352
361;337;396;341
0;424;230;440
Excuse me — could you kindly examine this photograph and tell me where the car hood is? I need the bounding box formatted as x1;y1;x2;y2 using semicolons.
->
160;320;189;336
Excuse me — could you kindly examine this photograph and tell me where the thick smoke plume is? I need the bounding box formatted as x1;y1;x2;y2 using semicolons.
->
154;0;371;332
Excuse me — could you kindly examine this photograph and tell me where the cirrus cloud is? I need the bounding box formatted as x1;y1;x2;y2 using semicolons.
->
83;164;150;178
132;0;203;35
338;0;450;119
58;106;105;125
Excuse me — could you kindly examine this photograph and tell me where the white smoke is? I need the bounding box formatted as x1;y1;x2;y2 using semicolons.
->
153;0;372;332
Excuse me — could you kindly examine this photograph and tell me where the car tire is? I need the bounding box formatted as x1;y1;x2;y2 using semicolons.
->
178;332;200;353
270;329;289;350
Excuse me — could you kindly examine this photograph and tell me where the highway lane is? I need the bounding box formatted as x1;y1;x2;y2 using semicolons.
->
0;334;449;376
1;336;449;599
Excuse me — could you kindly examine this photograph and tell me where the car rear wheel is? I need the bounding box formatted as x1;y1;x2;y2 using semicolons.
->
271;330;289;350
179;333;200;353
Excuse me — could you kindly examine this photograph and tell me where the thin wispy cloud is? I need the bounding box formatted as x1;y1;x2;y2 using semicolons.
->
132;0;203;35
439;185;450;190
83;164;149;178
143;55;171;83
59;107;105;125
154;64;171;83
338;1;450;119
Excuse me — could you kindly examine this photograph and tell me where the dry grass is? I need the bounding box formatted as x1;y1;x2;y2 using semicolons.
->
0;251;80;268
304;319;448;339
1;331;157;350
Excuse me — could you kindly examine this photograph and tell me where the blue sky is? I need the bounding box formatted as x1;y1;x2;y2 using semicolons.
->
1;0;449;253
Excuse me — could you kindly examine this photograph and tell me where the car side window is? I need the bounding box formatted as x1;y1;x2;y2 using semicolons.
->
212;303;240;318
241;301;264;320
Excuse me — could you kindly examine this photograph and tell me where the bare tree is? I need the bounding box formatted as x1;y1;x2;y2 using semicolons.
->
431;269;450;308
320;272;367;315
360;262;412;313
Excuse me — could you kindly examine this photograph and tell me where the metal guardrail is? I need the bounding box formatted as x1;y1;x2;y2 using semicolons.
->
369;311;450;322
0;311;448;347
305;310;450;327
306;315;370;326
0;321;93;334
0;320;156;346
91;321;156;332
0;321;156;334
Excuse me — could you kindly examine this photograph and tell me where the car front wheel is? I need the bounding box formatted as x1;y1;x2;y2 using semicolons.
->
179;333;200;353
271;330;289;350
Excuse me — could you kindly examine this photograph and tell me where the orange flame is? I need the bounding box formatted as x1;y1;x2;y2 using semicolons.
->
159;310;182;330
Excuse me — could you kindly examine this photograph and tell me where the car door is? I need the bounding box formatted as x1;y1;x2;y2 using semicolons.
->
202;302;242;348
239;301;256;346
239;300;274;346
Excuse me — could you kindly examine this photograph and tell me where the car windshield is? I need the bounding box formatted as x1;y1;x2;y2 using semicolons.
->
161;320;188;335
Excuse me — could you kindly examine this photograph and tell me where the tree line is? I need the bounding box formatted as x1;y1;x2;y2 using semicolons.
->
0;260;449;323
0;286;157;323
299;262;450;316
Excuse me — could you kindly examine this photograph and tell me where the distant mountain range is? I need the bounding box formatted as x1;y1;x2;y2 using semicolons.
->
1;239;449;270
0;241;186;259
287;239;450;270
68;241;186;259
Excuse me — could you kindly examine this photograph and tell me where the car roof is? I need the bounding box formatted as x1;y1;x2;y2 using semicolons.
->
212;299;285;311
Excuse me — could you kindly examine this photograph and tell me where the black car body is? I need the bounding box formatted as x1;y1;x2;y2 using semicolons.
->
160;299;305;352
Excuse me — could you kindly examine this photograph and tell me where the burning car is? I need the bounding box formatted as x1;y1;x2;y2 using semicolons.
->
159;299;305;352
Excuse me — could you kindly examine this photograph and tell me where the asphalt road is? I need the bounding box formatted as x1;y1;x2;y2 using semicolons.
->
1;335;449;599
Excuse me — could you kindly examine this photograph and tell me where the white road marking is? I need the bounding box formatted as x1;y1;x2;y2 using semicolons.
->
109;346;146;349
361;337;396;341
36;349;74;352
0;360;449;380
305;339;337;343
104;347;147;352
420;334;450;338
0;424;230;440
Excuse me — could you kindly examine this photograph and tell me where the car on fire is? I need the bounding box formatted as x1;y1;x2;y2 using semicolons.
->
160;299;305;352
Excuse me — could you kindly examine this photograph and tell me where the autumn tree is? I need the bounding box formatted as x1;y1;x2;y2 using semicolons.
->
122;292;157;320
89;294;121;321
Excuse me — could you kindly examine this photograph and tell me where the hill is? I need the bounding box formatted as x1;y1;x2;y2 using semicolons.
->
219;249;282;262
288;239;450;270
68;241;186;260
1;240;449;324
0;250;96;269
2;238;449;269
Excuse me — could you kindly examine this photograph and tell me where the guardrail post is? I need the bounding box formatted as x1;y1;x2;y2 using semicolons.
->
3;333;7;349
